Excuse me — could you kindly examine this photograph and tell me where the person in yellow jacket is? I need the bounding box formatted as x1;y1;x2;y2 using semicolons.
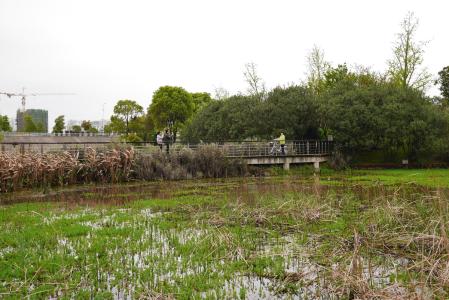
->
276;132;286;155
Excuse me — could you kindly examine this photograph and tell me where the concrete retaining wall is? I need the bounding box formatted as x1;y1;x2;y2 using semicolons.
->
244;155;328;170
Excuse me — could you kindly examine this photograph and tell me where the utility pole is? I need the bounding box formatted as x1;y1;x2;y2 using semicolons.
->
102;102;106;133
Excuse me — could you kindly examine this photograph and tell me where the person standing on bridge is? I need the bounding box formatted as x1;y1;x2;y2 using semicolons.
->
276;132;286;155
156;131;163;151
162;129;172;154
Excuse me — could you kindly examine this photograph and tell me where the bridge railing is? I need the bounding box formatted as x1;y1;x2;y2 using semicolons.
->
0;140;333;157
216;140;332;157
2;132;118;137
132;140;332;157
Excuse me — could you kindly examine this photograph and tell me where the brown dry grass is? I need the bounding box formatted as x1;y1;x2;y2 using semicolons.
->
133;144;246;180
0;145;246;192
0;147;134;192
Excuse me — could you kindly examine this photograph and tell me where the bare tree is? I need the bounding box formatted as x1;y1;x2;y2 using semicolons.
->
306;45;330;94
213;87;230;100
243;62;266;100
387;12;432;90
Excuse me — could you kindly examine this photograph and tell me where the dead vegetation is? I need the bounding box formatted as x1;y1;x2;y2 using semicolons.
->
133;145;246;180
0;148;135;192
0;145;246;192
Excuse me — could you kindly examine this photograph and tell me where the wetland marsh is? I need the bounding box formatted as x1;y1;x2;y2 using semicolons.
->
1;170;449;299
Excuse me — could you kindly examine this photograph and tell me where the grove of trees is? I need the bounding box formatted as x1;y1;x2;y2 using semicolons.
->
98;12;448;164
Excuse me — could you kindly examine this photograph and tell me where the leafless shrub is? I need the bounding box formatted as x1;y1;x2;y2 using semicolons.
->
132;145;246;181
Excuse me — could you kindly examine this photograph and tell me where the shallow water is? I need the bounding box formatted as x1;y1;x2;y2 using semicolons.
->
1;176;447;299
1;175;438;206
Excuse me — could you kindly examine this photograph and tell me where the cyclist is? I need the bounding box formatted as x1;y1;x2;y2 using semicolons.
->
275;132;286;155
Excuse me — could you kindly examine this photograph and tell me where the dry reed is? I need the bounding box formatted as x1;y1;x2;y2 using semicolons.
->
0;145;246;192
0;147;134;192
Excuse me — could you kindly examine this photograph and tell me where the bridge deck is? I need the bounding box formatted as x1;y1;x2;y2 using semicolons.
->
0;139;333;159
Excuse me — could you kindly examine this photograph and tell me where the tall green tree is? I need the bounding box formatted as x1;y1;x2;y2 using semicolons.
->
81;120;92;131
81;120;98;133
128;115;147;139
71;125;82;133
52;115;65;133
191;92;213;113
148;86;193;141
113;100;144;135
436;66;449;100
104;116;126;134
0;115;12;132
387;12;432;90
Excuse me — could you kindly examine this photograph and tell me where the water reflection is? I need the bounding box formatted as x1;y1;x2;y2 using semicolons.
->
1;175;446;206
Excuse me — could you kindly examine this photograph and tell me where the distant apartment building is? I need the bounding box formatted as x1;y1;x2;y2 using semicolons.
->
16;109;48;132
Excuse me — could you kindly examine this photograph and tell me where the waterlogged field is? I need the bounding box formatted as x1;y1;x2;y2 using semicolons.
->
1;172;449;299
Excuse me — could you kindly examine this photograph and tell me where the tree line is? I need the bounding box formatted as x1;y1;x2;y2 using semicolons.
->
50;12;449;163
183;12;449;163
2;12;448;164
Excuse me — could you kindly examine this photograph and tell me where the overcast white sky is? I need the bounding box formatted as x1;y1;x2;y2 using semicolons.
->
1;0;448;127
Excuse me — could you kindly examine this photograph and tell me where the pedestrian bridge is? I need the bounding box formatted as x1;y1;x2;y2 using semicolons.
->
211;140;332;170
0;137;332;170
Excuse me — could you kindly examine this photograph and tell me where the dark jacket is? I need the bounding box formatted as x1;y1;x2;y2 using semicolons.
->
162;133;172;144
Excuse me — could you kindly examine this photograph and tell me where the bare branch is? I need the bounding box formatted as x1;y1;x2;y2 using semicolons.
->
387;12;432;90
306;45;330;94
243;62;267;100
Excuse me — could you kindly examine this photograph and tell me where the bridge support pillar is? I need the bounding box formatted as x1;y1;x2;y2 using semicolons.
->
283;157;290;170
313;160;320;172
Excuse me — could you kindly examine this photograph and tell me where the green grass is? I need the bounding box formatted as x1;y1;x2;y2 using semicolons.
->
273;166;449;188
344;168;449;187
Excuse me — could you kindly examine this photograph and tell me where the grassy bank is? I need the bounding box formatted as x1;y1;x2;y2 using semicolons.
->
326;168;449;188
1;177;449;298
275;165;449;188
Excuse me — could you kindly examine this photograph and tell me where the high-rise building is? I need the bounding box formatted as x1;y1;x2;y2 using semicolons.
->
16;109;48;132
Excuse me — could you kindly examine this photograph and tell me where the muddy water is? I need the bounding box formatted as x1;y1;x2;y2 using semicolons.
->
0;175;445;206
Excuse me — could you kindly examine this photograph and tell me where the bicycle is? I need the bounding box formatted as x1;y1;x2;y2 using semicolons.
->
269;140;287;156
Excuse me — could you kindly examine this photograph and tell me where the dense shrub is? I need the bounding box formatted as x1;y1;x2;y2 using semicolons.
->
184;71;449;164
183;87;320;142
133;145;246;180
320;82;449;162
